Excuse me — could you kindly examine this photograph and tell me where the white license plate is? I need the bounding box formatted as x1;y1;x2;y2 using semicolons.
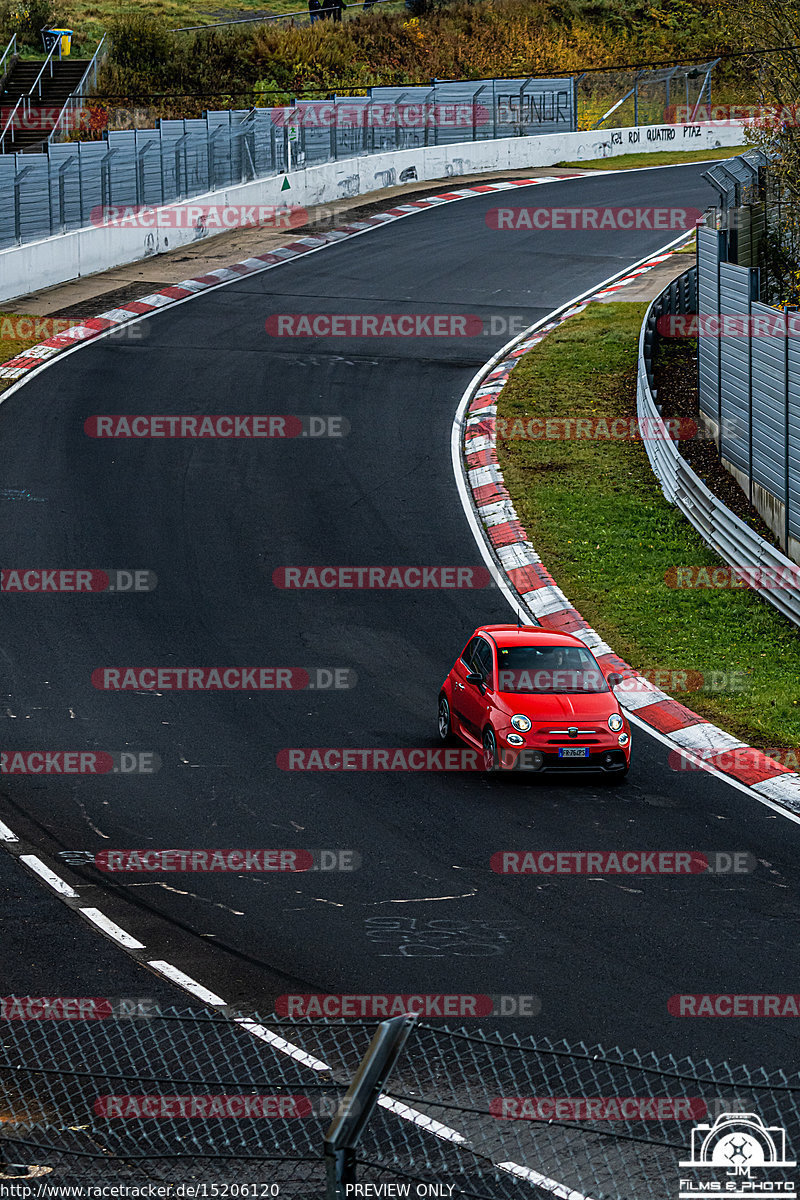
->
559;747;590;759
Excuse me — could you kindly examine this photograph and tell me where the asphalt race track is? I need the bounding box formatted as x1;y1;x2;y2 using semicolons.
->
1;163;797;1074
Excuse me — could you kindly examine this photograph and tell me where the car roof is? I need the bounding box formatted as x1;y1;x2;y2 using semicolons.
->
474;624;587;650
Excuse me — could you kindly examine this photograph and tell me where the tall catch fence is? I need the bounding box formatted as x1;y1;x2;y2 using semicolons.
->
697;149;800;564
576;61;718;132
1;1005;798;1198
0;76;576;251
0;58;724;252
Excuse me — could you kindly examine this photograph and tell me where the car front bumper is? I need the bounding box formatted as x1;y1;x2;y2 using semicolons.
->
498;746;630;772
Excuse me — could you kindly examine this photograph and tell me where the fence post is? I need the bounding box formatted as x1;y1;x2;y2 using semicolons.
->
573;73;583;131
173;133;190;200
395;93;406;152
13;164;34;245
57;156;75;233
473;84;489;143
207;125;219;192
100;146;118;213
324;1012;417;1198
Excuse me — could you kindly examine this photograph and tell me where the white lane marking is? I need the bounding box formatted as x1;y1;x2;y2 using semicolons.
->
234;1018;331;1072
147;959;227;1004
377;1094;468;1144
0;820;19;841
19;854;78;897
80;907;146;948
497;1160;597;1200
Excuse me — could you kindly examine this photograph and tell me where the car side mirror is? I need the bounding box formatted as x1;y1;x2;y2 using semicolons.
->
466;671;484;687
606;672;623;688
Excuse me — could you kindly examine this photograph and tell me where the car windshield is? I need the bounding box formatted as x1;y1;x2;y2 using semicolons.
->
495;645;609;694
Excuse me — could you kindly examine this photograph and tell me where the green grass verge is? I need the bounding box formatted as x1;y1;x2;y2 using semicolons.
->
495;302;800;751
558;145;747;171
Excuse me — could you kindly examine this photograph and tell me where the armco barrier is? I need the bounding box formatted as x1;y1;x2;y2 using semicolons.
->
0;120;745;305
638;266;800;628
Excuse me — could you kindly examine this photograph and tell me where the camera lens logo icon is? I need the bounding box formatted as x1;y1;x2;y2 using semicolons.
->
680;1113;796;1169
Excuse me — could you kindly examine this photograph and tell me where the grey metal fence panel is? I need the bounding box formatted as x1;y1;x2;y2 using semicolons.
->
0;75;577;252
134;127;165;208
719;260;757;477
737;202;765;269
0;156;17;247
370;77;576;137
14;154;50;243
78;139;112;224
294;99;337;165
750;300;787;504
639;267;800;628
47;144;80;231
250;108;280;175
106;130;139;207
697;224;723;426
788;312;800;543
186;130;210;195
206;109;234;128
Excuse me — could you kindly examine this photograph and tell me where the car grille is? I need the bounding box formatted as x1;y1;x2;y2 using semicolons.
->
546;729;599;736
543;728;602;744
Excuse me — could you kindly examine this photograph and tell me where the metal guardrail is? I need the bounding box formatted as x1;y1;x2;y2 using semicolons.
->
637;266;800;629
0;31;16;76
28;34;62;102
49;35;106;143
0;34;63;152
0;94;24;153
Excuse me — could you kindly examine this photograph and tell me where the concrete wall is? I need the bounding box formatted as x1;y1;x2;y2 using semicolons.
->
0;120;746;305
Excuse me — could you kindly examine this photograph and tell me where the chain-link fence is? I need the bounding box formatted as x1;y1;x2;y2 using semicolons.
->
576;61;718;132
1;1005;798;1198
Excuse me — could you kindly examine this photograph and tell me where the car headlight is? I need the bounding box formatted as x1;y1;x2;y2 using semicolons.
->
618;732;630;747
507;733;525;746
511;714;532;732
608;713;624;733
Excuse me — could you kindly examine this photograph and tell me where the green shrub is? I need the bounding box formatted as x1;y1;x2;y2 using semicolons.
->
106;12;174;74
0;0;59;49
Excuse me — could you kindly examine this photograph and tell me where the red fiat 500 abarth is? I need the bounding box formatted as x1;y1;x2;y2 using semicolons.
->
438;625;631;777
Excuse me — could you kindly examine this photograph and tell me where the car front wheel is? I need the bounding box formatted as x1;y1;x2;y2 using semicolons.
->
438;695;453;743
482;727;499;773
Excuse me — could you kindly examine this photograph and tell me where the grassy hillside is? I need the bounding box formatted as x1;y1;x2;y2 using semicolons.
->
20;0;749;116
